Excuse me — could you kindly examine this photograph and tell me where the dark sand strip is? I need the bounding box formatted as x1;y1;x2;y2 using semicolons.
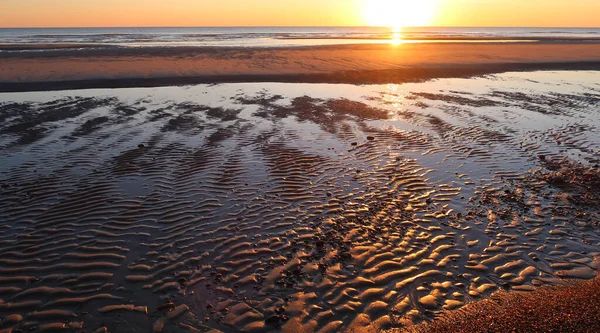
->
405;276;600;333
1;43;600;92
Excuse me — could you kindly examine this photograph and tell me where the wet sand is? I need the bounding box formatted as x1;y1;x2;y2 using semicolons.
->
0;71;599;332
1;43;600;92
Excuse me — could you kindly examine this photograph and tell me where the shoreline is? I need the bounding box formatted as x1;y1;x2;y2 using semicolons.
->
1;42;600;92
1;61;599;93
2;37;600;51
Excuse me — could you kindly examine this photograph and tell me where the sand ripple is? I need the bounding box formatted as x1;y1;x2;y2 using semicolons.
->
0;71;599;332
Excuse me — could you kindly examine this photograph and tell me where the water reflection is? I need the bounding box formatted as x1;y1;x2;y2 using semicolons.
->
383;83;406;109
391;26;404;45
391;32;404;45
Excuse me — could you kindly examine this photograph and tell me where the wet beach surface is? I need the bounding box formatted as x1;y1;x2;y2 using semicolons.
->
0;71;599;332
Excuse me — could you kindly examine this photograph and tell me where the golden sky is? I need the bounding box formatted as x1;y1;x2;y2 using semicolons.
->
0;0;598;28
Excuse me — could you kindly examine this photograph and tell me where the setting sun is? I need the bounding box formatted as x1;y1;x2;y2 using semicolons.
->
362;0;438;28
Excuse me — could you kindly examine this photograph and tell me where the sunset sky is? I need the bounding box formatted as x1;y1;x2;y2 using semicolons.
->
0;0;598;28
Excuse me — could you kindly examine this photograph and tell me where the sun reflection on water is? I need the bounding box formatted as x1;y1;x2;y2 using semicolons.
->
383;83;406;111
391;27;404;45
391;32;404;45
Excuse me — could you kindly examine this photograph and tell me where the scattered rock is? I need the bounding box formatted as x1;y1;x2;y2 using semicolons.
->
265;314;289;326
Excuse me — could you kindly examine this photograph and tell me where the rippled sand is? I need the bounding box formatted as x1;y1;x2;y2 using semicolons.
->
0;71;599;332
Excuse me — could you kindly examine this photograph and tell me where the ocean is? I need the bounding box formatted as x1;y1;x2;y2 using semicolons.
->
1;26;599;49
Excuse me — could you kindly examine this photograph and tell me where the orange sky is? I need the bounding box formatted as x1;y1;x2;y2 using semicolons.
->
0;0;598;28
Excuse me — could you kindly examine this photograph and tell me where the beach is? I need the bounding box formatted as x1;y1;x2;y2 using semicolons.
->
0;25;600;333
1;69;600;332
2;42;600;91
406;275;600;333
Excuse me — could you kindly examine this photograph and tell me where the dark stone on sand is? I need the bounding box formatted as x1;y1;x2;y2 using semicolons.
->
138;143;145;148
265;314;289;326
351;142;358;146
265;315;280;325
538;154;546;160
367;136;375;141
326;192;332;197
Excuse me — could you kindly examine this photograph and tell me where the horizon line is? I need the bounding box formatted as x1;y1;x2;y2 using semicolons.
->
1;25;599;29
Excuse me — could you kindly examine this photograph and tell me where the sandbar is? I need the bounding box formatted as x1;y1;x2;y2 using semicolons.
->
1;42;600;92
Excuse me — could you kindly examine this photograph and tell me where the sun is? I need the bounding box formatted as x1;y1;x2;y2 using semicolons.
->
362;0;438;29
